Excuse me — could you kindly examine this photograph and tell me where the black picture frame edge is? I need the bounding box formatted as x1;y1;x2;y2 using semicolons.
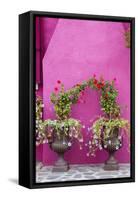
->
19;11;135;189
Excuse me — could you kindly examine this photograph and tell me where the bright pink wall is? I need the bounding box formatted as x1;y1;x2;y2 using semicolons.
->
36;18;130;165
36;18;58;161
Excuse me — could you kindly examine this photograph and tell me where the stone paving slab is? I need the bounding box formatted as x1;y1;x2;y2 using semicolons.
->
36;162;130;183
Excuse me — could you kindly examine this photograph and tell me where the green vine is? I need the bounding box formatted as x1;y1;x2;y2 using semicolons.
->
51;82;87;120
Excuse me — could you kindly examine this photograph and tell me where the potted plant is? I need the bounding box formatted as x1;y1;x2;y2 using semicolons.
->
41;81;86;171
35;96;45;146
87;77;130;170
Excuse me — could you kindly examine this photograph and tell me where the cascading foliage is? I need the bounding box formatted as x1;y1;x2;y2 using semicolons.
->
35;96;45;146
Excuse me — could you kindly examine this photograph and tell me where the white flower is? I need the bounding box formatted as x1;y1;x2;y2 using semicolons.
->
93;135;98;139
86;153;90;157
116;146;119;150
108;140;111;144
118;136;122;140
104;145;107;148
82;125;85;129
89;141;91;145
99;145;103;150
61;123;64;127
95;140;98;144
68;142;72;147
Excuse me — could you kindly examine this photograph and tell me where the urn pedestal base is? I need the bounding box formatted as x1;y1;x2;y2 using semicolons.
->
50;138;70;172
102;128;122;171
104;153;119;171
52;154;69;172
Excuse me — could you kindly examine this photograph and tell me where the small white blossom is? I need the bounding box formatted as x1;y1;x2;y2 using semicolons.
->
95;140;98;144
99;145;103;150
93;135;98;139
108;140;111;144
79;138;83;142
68;142;72;147
118;136;122;140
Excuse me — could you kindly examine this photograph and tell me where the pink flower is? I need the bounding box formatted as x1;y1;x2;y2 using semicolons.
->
113;78;116;81
81;91;85;96
57;80;61;84
54;87;58;92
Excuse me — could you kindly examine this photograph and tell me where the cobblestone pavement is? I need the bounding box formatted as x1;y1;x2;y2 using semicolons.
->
36;162;130;183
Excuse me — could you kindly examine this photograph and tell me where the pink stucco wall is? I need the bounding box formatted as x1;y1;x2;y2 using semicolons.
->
36;17;130;165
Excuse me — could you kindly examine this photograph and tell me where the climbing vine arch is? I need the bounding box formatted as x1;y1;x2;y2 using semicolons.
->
36;75;130;158
50;75;120;120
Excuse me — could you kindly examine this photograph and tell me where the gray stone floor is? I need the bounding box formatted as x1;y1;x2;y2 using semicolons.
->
36;162;130;183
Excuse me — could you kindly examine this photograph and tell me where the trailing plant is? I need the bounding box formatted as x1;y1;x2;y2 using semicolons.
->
35;96;45;146
41;118;83;149
87;116;130;156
